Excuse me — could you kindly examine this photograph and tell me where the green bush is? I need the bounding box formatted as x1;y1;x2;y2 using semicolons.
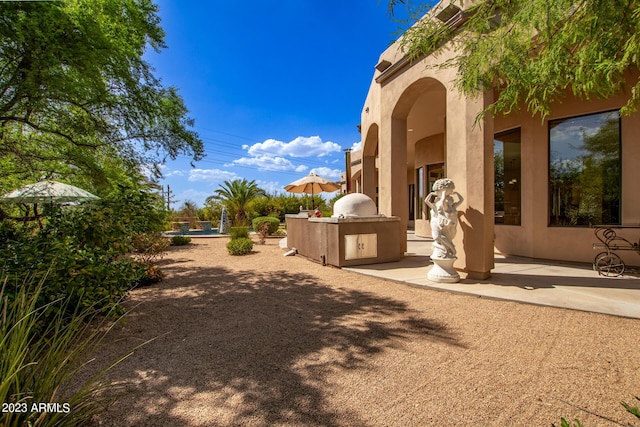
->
229;226;249;240
0;186;169;324
132;232;170;263
226;237;253;255
171;235;191;246
252;216;280;235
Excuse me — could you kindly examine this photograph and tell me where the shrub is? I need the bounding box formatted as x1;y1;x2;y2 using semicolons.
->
229;226;249;240
0;231;139;319
256;222;269;245
273;228;287;236
0;274;129;426
132;232;170;263
226;237;253;255
134;262;165;287
252;216;280;235
171;235;191;246
0;186;169;323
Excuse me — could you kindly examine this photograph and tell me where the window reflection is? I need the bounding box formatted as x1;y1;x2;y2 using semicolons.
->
548;111;621;226
494;129;521;225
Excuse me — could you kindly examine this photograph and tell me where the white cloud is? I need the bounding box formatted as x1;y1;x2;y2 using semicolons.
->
310;167;342;181
295;164;308;172
246;136;342;158
165;170;186;177
350;141;362;151
229;155;301;172
256;180;284;195
188;168;240;183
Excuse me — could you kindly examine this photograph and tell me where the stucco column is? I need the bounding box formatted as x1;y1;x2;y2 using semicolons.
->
379;116;408;254
361;155;377;202
446;91;494;279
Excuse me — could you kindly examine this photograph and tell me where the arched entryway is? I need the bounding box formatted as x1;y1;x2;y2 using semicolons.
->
376;76;494;278
361;123;379;206
399;78;447;237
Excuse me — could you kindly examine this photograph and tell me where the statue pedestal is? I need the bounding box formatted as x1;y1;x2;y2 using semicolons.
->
427;257;460;283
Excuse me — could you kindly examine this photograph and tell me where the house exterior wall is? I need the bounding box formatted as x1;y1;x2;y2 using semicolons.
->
494;91;640;266
361;36;495;277
356;0;640;274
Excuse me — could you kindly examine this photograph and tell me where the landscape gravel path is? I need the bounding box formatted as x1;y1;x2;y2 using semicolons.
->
89;238;640;426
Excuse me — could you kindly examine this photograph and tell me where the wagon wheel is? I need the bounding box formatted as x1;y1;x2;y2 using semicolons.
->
594;252;625;277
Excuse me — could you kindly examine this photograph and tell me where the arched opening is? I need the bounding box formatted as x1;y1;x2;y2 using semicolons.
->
390;78;447;238
361;123;379;206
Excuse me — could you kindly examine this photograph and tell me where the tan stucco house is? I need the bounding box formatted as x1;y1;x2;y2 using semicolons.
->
345;1;640;279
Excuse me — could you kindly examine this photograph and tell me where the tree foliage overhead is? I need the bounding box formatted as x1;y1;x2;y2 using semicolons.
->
0;0;203;186
390;0;640;119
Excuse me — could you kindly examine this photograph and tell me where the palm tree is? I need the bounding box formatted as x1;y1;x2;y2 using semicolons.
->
206;179;265;226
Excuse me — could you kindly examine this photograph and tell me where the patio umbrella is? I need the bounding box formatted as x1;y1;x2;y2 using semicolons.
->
284;172;340;209
0;180;99;228
0;180;99;204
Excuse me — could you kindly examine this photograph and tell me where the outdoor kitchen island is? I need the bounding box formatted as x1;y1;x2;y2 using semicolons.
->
285;213;402;267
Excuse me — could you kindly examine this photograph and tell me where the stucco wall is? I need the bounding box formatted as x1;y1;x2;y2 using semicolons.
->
493;91;640;266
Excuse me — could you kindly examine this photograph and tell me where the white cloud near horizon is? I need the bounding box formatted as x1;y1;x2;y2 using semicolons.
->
164;169;186;177
229;155;305;172
247;136;342;158
256;180;285;195
309;166;342;181
230;135;342;173
188;168;241;183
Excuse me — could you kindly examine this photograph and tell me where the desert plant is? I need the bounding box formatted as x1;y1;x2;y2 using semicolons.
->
226;237;253;255
0;274;132;426
229;226;250;240
553;419;583;427
132;232;170;263
554;396;639;427
170;235;191;246
207;179;266;226
252;216;280;235
622;396;640;419
256;222;269;245
134;262;165;287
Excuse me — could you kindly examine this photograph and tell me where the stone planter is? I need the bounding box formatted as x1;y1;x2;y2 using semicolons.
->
196;221;212;231
172;222;190;233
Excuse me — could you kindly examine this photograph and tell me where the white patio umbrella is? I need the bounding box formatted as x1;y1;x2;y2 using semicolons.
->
0;180;99;228
0;180;99;204
284;172;340;209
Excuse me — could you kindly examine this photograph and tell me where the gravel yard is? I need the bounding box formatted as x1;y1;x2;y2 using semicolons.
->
87;238;640;426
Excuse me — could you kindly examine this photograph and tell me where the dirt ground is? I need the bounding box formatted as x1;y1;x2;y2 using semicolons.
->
85;238;640;426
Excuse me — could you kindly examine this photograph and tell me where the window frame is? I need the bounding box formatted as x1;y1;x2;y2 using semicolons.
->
547;109;622;227
494;127;522;226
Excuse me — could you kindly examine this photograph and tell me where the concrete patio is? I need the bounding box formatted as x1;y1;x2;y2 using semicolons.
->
341;232;640;319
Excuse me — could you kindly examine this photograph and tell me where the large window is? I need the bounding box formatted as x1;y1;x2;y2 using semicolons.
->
549;111;621;226
494;129;521;225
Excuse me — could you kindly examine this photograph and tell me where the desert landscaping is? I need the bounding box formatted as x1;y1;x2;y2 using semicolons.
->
85;238;640;426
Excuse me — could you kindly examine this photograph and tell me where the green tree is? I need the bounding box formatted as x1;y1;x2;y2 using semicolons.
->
199;198;224;222
390;0;640;120
207;179;266;226
177;200;199;219
0;0;203;188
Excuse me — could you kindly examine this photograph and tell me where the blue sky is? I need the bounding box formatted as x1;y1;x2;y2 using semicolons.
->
146;1;414;208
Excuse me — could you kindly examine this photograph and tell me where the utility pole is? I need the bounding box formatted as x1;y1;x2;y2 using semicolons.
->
166;184;173;211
